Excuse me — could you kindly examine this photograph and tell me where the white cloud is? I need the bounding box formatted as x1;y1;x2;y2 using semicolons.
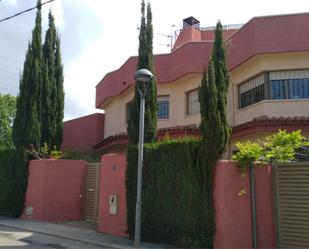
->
50;1;65;30
3;0;309;121
6;0;17;6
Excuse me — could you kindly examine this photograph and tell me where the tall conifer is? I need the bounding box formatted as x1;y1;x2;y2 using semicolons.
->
127;0;157;144
53;36;64;149
198;22;231;248
41;11;64;149
212;21;230;154
13;0;42;150
41;12;56;146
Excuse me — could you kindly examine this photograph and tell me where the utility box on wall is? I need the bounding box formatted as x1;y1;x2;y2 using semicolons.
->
109;195;117;215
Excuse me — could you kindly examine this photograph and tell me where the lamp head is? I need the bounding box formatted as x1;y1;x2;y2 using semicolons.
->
134;68;153;82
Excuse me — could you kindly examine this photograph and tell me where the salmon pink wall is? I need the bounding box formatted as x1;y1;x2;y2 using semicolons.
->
62;113;104;152
214;161;275;249
97;153;128;237
22;160;87;222
98;155;275;248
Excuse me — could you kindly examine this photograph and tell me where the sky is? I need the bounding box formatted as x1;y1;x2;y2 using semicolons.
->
0;0;308;121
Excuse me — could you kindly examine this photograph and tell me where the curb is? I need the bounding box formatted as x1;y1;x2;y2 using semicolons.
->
0;218;173;249
0;220;133;249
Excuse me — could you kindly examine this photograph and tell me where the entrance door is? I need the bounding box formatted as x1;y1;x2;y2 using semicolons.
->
273;162;309;248
85;163;101;223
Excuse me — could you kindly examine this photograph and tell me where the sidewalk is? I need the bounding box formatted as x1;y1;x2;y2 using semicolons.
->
0;217;175;249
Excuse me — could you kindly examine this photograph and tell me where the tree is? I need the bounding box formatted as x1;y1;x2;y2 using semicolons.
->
197;22;231;248
41;11;55;147
198;21;231;175
41;11;64;149
0;94;16;149
127;0;157;144
211;21;230;155
53;36;64;149
13;0;42;150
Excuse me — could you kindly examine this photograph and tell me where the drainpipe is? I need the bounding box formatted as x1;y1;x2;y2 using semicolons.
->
250;162;257;249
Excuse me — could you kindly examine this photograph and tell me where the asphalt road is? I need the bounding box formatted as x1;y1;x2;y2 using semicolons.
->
0;225;107;249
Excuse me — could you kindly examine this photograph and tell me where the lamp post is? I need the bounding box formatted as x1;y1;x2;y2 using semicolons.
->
134;68;153;249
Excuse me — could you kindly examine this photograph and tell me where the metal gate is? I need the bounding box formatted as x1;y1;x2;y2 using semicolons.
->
273;162;309;248
85;163;101;223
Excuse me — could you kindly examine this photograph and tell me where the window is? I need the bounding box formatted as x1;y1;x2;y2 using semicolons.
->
186;89;200;115
239;74;265;108
270;70;309;100
238;70;309;109
125;102;132;124
157;96;169;119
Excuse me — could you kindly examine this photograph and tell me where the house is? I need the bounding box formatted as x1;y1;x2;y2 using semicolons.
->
62;12;309;157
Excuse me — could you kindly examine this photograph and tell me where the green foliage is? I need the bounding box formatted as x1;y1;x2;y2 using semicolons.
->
0;148;28;217
232;141;264;172
60;150;100;163
264;130;305;163
27;143;62;160
233;130;308;170
41;11;64;149
126;138;215;248
198;23;231;241
13;5;64;151
211;21;231;156
13;0;43;150
53;36;65;149
0;94;16;149
127;0;157;145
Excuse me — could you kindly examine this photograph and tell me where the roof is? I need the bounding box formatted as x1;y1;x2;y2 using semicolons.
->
232;116;309;139
93;125;200;152
96;12;309;109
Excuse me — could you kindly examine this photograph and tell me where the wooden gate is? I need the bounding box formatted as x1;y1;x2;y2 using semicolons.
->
85;163;101;223
273;162;309;248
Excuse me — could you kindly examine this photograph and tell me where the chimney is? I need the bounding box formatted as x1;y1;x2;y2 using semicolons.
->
183;16;200;30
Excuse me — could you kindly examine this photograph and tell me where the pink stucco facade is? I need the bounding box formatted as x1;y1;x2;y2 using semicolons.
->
97;153;128;237
21;160;87;222
62;113;104;152
98;155;275;248
214;161;275;249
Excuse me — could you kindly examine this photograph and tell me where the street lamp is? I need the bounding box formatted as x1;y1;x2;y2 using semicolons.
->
134;68;153;249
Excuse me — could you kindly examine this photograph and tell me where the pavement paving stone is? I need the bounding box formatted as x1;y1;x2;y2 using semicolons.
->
0;217;176;249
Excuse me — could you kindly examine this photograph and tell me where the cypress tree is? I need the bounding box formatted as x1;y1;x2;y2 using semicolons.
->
13;0;42;150
53;36;64;149
211;21;230;155
199;61;220;177
144;2;157;143
41;11;56;147
126;0;157;238
127;0;157;144
11;0;42;218
197;22;231;247
40;11;64;149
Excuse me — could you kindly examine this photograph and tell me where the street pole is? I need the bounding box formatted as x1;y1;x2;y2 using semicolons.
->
134;92;145;249
133;68;153;249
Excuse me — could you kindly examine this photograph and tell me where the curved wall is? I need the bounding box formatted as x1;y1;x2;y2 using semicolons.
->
230;51;309;126
104;74;201;139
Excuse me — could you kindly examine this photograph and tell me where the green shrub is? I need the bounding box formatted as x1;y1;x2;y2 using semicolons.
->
233;130;308;170
60;150;100;163
126;137;215;248
0;148;28;217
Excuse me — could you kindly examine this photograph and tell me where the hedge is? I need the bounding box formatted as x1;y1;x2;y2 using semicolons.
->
126;137;215;248
60;150;100;163
0;148;28;217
